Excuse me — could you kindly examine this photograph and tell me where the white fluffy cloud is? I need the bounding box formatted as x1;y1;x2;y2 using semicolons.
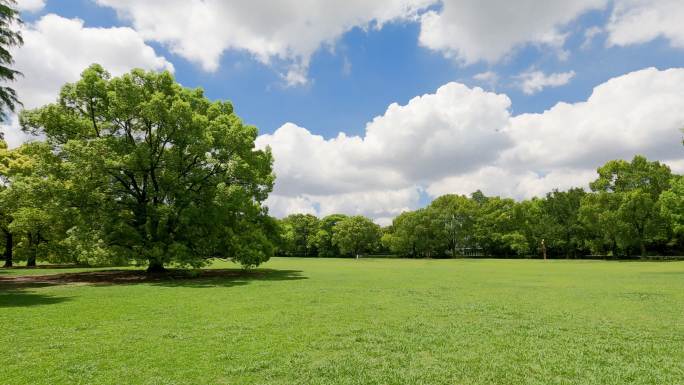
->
259;67;684;220
89;0;624;84
95;0;433;85
91;0;684;84
258;83;511;195
516;70;576;94
504;67;684;170
418;0;607;64
607;0;684;48
426;167;599;199
1;14;174;147
256;83;512;218
16;0;45;12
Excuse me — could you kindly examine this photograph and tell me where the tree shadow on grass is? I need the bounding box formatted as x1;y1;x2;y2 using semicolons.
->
0;268;307;291
0;268;306;308
153;268;308;288
0;284;72;308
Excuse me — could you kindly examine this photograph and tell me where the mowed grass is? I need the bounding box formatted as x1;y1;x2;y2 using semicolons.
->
1;258;683;385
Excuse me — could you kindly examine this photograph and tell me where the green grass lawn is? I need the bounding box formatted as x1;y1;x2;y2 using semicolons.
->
1;258;683;385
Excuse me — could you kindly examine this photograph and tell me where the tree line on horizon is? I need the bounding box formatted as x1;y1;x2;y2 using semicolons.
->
276;154;684;259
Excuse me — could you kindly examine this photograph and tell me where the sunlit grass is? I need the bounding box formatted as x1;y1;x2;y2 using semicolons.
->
1;258;683;384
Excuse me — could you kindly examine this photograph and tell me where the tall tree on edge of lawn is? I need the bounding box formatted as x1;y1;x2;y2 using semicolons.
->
21;65;276;272
333;215;380;258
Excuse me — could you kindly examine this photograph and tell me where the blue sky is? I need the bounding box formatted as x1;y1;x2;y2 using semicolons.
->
21;0;684;137
7;0;684;221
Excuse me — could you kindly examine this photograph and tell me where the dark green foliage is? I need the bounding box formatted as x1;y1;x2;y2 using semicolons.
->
332;215;380;257
382;210;435;257
539;188;587;257
357;156;681;259
0;0;23;121
660;175;684;238
313;214;347;257
585;156;675;256
277;213;381;258
278;214;320;256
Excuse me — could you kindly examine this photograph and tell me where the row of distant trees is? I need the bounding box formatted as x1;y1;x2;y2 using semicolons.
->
277;214;381;258
276;155;684;259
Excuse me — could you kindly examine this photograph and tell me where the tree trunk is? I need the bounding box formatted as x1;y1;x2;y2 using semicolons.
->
26;233;37;267
2;231;12;268
639;240;646;258
146;259;166;274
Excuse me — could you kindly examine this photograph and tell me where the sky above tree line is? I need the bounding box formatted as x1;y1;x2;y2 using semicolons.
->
3;0;684;224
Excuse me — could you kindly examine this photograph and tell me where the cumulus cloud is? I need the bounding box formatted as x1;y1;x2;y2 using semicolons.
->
504;67;684;170
87;0;684;85
516;70;576;94
94;0;434;85
0;14;174;147
16;0;45;12
418;0;607;64
259;67;684;220
93;0;633;84
607;0;684;48
257;83;512;218
426;167;599;199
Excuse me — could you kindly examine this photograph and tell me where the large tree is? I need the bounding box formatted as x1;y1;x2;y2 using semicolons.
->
0;0;23;123
312;214;347;257
617;189;663;256
588;156;673;256
21;65;275;272
382;211;421;257
279;214;320;256
428;194;478;257
383;209;442;258
579;192;623;256
332;215;380;257
540;188;587;258
471;194;525;257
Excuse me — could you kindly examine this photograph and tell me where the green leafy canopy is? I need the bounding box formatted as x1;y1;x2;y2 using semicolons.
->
20;64;276;270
